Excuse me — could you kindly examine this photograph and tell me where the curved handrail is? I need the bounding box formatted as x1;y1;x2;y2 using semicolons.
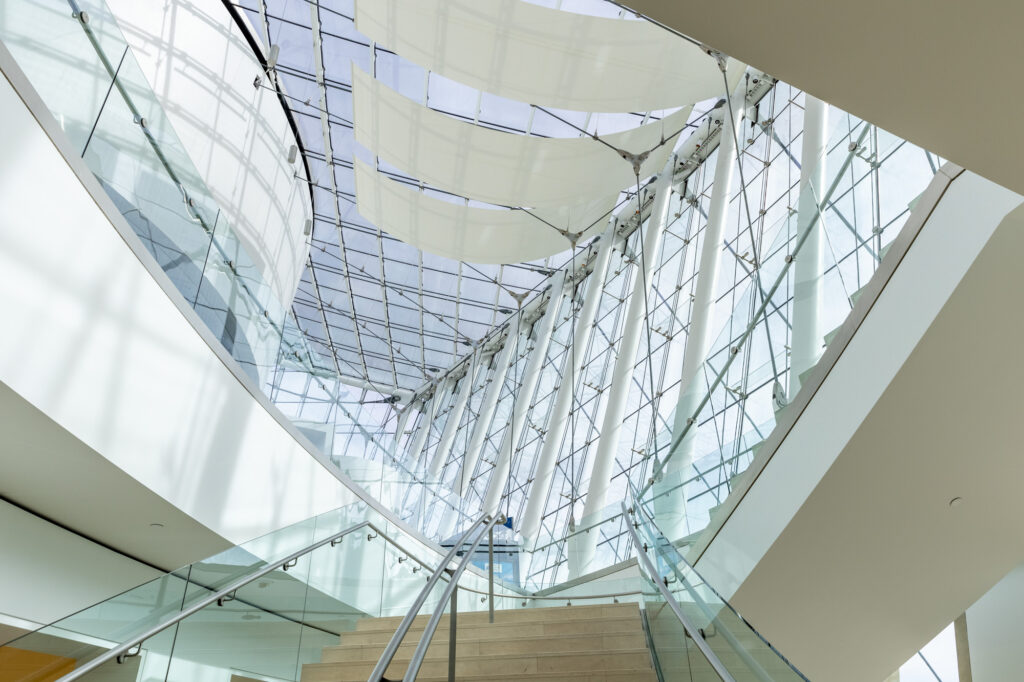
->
403;513;505;681
631;497;809;682
367;512;492;682
622;502;737;682
54;520;372;682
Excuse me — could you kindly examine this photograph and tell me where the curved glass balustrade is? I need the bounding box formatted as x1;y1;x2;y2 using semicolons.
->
627;496;810;681
0;0;292;393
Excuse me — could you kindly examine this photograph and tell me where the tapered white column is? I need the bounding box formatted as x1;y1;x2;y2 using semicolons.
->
391;402;413;458
658;87;747;543
406;379;445;470
666;87;747;477
574;158;676;575
456;320;522;496
789;95;829;398
481;271;567;517
428;350;480;478
519;221;618;540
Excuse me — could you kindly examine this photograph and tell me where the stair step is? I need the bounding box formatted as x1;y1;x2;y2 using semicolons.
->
339;612;642;645
849;285;868;307
303;648;653;682
356;602;638;631
879;241;894;261
823;324;842;348
393;672;657;682
323;631;647;663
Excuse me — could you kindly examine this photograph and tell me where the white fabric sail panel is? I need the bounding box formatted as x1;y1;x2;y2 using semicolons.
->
353;68;692;215
354;160;611;263
354;0;743;112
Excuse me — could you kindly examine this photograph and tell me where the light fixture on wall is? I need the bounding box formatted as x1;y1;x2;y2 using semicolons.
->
267;44;280;70
288;144;298;164
303;219;312;236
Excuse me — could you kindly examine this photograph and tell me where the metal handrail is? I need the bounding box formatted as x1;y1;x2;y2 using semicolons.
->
367;512;492;682
403;513;505;681
54;520;372;682
621;503;737;682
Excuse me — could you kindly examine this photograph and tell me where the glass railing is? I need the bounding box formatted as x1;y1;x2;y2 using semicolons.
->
0;504;517;681
0;0;292;394
627;498;809;681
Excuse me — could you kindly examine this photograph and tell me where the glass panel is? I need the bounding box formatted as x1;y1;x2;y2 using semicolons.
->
195;212;285;387
639;568;700;681
632;501;809;681
81;51;214;305
2;0;292;395
0;0;126;153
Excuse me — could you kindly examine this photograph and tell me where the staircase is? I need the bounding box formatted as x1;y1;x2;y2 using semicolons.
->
301;601;657;682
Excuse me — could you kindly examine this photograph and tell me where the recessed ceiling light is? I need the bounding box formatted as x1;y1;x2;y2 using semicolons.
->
949;497;963;508
150;522;165;529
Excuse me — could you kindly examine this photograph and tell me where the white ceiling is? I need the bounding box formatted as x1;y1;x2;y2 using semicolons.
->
622;0;1024;195
0;380;231;572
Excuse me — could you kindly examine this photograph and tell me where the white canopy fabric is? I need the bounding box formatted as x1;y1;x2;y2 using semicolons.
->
355;0;743;113
352;67;692;213
354;159;616;264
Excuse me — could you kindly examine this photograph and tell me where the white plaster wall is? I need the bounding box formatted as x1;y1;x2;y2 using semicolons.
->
0;66;351;547
694;171;1024;599
0;501;159;625
103;0;311;308
966;563;1024;681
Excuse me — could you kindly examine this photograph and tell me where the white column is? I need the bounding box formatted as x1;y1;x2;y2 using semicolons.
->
405;379;445;470
456;319;522;496
391;402;413;458
428;350;480;479
481;271;567;517
519;221;618;540
789;95;829;398
575;158;676;575
658;86;746;542
666;86;747;477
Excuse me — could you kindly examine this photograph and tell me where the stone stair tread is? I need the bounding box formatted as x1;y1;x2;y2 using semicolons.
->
304;648;653;681
305;671;656;682
337;615;643;645
303;604;652;682
314;646;652;665
405;672;657;682
353;607;640;634
358;602;638;630
322;631;647;662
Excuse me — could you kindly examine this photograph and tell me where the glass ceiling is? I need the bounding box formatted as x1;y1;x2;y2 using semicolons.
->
232;0;709;392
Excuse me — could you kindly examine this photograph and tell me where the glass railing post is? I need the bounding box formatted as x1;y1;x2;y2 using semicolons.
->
80;44;126;158
448;581;458;682
488;526;495;623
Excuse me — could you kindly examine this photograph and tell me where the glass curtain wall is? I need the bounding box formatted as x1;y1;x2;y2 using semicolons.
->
390;83;941;587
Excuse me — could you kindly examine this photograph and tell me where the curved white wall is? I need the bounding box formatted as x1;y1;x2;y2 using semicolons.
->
103;0;311;308
0;55;346;552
